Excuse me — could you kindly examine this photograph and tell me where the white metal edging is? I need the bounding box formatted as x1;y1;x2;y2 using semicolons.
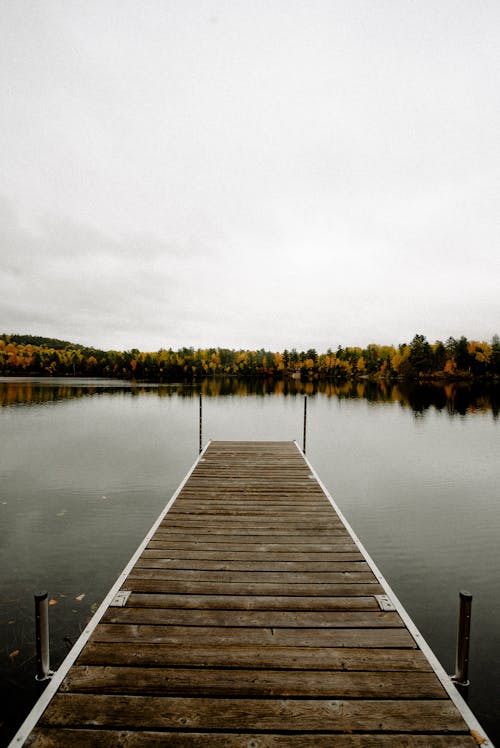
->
293;441;493;747
8;441;212;748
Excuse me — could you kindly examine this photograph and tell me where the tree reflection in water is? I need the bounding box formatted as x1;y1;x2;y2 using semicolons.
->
1;376;498;418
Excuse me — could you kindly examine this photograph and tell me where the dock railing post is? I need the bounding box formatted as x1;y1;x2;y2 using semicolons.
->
302;395;307;454
452;590;472;689
199;393;203;454
34;592;53;681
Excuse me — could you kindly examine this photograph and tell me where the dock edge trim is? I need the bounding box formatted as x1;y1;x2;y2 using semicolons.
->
8;441;212;748
295;440;493;748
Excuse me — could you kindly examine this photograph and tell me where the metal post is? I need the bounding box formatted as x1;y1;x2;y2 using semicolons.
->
35;592;53;681
303;395;307;454
452;590;472;687
199;393;203;454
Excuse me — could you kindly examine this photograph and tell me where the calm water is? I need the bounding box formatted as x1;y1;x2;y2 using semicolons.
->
1;377;499;745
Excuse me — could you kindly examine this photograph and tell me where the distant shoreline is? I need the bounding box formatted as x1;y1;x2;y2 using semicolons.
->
1;333;499;382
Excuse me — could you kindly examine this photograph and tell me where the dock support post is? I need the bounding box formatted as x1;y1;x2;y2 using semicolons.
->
303;395;307;454
199;393;203;454
452;590;472;689
34;592;53;681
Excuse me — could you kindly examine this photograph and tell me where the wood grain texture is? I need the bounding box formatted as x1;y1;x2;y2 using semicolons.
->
127;568;377;584
77;643;433;670
100;607;403;628
90;623;415;648
121;578;384;595
40;694;468;732
123;593;379;610
60;666;445;698
134;558;368;571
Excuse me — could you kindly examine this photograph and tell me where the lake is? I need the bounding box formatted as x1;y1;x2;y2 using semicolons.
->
1;376;499;745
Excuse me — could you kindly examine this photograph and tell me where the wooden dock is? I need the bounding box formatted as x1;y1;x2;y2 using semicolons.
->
13;441;491;746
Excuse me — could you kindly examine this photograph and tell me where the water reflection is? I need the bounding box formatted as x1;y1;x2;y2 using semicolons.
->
1;376;498;417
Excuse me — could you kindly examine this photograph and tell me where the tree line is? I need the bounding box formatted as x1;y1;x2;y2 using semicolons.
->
1;333;499;381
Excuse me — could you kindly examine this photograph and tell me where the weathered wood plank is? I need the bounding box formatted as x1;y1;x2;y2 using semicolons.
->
178;485;325;490
174;497;330;505
145;541;359;552
142;549;365;561
175;495;329;501
124;593;379;610
40;695;468;733
128;568;377;584
91;624;415;648
153;529;352;540
122;579;384;595
77;643;432;671
168;508;337;515
61;666;446;699
100;607;403;628
101;608;403;628
157;524;346;535
181;484;321;488
134;558;369;572
161;516;344;526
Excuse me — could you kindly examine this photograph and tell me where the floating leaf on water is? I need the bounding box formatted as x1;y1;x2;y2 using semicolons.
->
9;649;20;659
49;599;58;606
75;593;85;601
90;602;99;614
101;495;107;500
56;510;67;517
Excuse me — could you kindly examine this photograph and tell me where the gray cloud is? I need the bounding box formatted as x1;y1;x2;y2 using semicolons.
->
1;1;499;352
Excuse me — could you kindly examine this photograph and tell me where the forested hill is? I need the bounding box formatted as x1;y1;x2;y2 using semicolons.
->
0;334;85;350
0;333;499;381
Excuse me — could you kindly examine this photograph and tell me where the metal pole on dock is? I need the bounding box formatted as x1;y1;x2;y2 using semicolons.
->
199;393;203;453
34;592;53;681
452;590;472;688
303;395;307;454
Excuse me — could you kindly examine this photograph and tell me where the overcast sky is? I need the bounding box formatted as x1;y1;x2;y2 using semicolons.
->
1;1;499;352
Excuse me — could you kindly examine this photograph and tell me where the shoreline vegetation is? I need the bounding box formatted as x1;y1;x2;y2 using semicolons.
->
1;333;499;382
